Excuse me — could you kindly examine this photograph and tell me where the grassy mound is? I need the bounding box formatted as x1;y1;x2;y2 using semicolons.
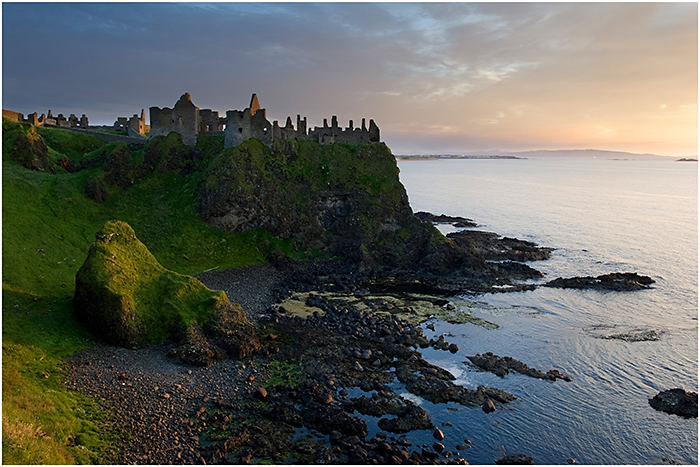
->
74;220;257;351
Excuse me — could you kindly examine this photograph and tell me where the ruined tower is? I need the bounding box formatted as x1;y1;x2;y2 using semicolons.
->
224;94;272;148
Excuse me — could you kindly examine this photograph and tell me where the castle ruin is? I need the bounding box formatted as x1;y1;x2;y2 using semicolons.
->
3;92;380;149
113;109;149;138
3;109;89;129
149;93;380;148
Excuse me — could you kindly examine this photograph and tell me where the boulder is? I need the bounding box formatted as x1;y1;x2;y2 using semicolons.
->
482;399;496;413
3;122;55;174
649;388;698;418
74;220;260;360
545;272;654;291
447;230;553;262
496;453;534;465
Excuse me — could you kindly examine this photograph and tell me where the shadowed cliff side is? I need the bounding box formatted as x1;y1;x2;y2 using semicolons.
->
196;139;488;278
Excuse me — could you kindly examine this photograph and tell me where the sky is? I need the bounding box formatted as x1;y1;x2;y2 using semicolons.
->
2;2;698;156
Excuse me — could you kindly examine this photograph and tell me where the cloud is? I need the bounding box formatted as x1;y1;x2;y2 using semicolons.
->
2;2;696;156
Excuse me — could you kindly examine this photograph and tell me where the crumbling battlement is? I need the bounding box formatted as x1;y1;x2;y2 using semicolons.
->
113;109;150;137
3;108;89;129
150;92;380;148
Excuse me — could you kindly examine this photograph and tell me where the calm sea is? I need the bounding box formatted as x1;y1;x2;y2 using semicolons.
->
395;157;698;465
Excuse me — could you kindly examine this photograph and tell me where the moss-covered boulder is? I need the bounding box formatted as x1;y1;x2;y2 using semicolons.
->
2;118;55;173
74;220;260;363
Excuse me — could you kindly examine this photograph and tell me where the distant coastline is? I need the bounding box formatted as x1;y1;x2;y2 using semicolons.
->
395;149;687;161
396;155;522;161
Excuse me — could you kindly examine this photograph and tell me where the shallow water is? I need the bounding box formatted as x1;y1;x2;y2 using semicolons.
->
396;157;698;464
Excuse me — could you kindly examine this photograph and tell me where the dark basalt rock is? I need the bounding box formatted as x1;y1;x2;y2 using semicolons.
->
377;404;434;433
544;272;654;291
415;211;477;227
466;352;572;381
447;230;554;262
649;388;698;418
496;261;545;279
496;453;535;465
395;361;516;407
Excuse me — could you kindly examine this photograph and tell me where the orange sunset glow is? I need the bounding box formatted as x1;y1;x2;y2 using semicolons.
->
3;2;697;156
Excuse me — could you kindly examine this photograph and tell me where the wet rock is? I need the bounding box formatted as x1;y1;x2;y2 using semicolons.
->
269;401;303;427
585;325;661;342
496;453;535;464
482;399;496;413
544;272;654;291
396;361;516;407
467;352;572;381
447;230;553;262
255;387;268;399
414;212;476;226
378;404;433;433
432;427;445;440
496;261;546;280
649;388;698;418
302;403;368;438
348;446;368;463
433;442;445;452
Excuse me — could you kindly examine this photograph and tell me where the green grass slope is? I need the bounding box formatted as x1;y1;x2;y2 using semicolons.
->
1;119;293;463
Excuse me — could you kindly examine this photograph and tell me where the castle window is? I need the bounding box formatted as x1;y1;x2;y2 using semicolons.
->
238;127;243;133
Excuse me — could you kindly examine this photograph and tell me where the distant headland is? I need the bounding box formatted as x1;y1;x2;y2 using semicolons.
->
396;149;680;160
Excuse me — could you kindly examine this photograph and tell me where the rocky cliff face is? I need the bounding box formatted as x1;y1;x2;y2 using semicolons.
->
196;139;483;277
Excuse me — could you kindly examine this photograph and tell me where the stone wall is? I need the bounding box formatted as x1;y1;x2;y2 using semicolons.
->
4;108;89;129
149;106;173;138
2;109;24;122
171;93;199;147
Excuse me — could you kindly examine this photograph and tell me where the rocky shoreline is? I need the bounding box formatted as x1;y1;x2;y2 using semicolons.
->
67;261;510;464
64;215;664;465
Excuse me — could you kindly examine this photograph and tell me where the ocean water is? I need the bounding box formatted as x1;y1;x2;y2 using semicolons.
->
396;157;698;465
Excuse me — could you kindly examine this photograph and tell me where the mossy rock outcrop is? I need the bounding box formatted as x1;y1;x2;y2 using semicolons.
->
74;220;260;363
196;139;485;276
2;118;55;173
